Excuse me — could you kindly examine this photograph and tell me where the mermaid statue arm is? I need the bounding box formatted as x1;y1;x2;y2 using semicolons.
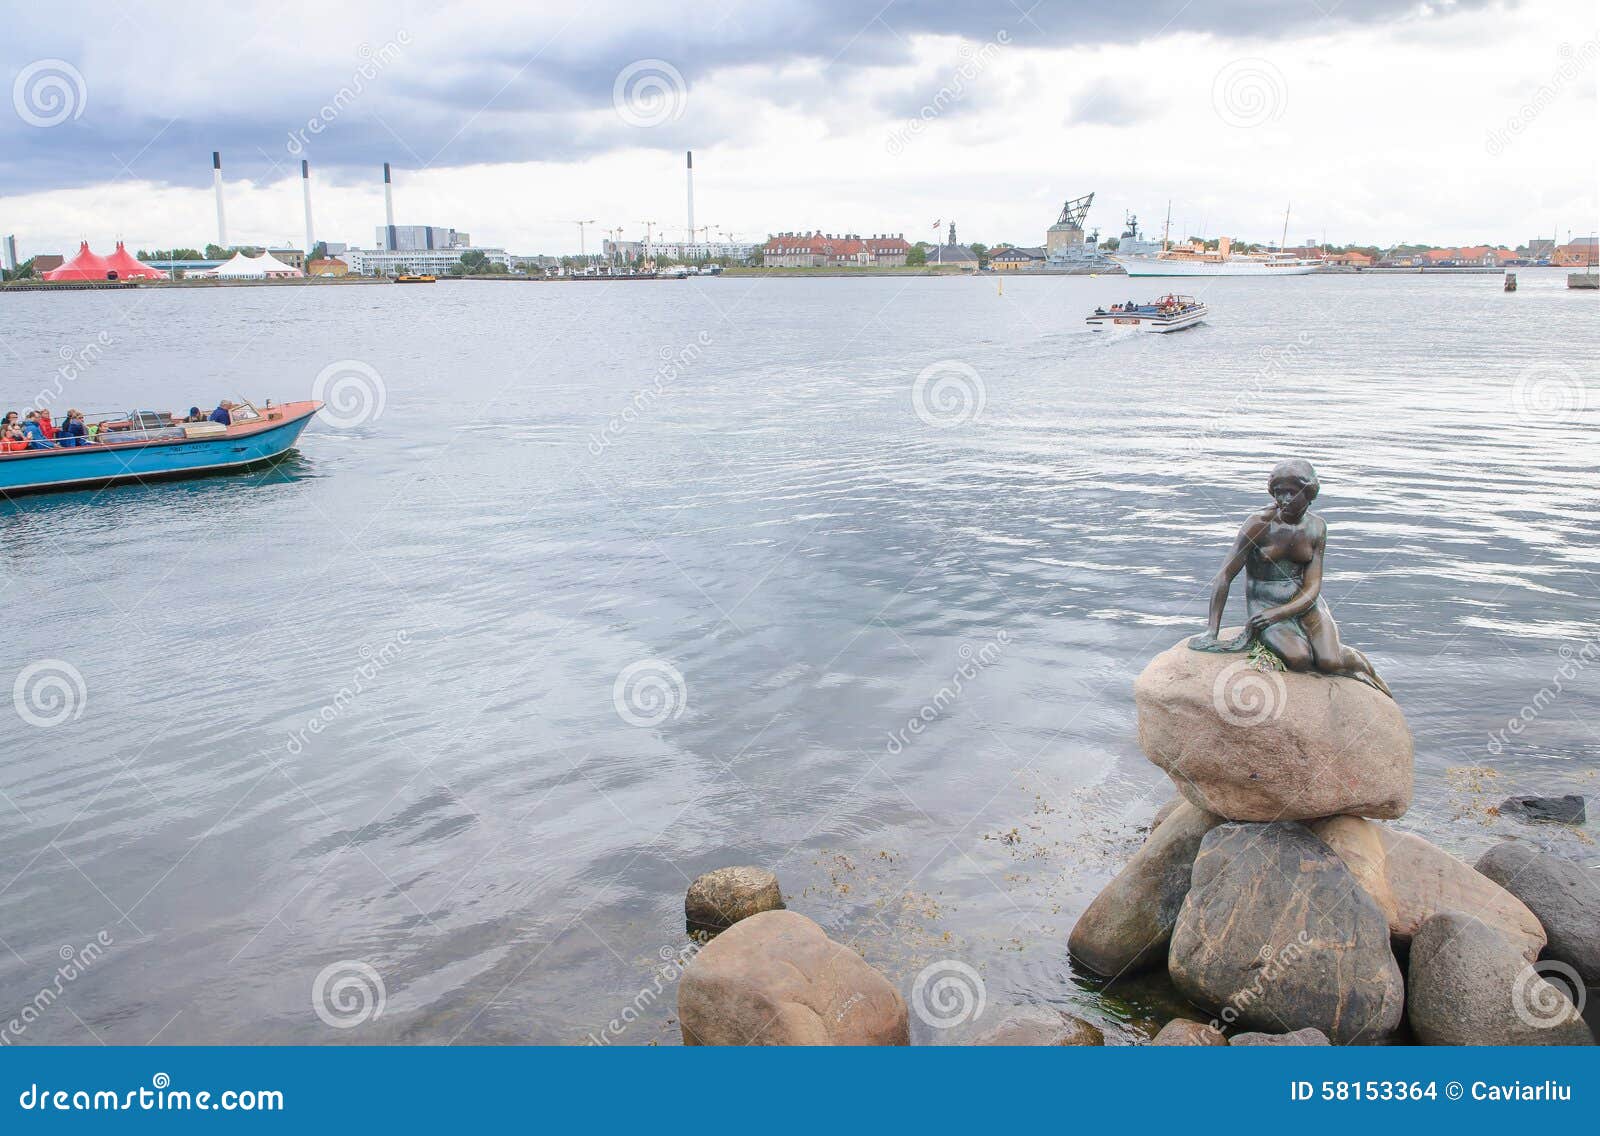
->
1191;519;1260;652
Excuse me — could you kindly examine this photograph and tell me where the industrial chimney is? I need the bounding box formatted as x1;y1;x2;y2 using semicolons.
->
302;160;315;259
685;150;695;244
212;151;228;247
383;162;396;251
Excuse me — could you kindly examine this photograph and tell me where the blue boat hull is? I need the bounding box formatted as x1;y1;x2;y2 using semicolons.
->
0;407;318;497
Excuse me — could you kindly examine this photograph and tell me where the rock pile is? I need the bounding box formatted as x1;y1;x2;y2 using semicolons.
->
1071;634;1595;1046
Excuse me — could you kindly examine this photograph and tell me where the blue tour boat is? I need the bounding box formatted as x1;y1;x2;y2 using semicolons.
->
0;400;321;498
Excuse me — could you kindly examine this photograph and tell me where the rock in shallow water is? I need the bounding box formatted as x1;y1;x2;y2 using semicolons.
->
1498;794;1586;826
1133;637;1413;821
1475;843;1600;985
1311;816;1545;960
970;1007;1103;1046
1168;822;1405;1044
678;910;907;1045
685;866;784;934
1406;912;1592;1046
1151;1019;1227;1046
1230;1028;1330;1046
1069;801;1225;977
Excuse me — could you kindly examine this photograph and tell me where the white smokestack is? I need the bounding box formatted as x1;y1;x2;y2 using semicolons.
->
383;162;395;250
302;160;315;259
212;151;228;247
685;150;695;244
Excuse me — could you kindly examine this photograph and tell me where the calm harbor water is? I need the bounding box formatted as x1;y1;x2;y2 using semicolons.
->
1;270;1596;1044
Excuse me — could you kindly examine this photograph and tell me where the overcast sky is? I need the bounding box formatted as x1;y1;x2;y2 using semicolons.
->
2;0;1596;257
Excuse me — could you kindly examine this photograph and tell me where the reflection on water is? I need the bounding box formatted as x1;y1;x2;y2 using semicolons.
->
0;272;1596;1045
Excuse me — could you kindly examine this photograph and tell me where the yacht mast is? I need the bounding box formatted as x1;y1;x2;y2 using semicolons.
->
1280;202;1291;255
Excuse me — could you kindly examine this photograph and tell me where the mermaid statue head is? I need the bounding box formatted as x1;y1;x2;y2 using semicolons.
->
1268;459;1319;519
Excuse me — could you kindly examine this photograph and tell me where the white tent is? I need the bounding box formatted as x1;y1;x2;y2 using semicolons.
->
205;251;304;278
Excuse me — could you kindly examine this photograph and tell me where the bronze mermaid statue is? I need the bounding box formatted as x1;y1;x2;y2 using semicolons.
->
1190;459;1391;697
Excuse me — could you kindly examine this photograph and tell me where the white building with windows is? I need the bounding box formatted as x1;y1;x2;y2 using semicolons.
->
602;238;757;263
343;246;511;276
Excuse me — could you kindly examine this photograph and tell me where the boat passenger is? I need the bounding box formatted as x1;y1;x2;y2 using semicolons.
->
184;406;207;422
57;410;89;447
0;421;25;453
20;412;54;450
35;409;56;440
208;400;235;426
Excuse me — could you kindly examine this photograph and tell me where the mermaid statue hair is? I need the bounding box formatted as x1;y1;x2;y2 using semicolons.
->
1268;458;1319;501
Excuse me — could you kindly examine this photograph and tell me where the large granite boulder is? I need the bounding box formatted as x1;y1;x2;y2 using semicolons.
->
970;1007;1103;1046
685;866;784;935
1134;637;1413;821
678;910;908;1045
1151;1019;1227;1046
1168;822;1405;1044
1475;843;1600;984
1407;912;1592;1046
1312;817;1545;960
1069;801;1225;977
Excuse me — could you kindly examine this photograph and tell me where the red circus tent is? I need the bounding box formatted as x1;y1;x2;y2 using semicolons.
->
44;240;164;281
44;241;119;281
104;242;165;280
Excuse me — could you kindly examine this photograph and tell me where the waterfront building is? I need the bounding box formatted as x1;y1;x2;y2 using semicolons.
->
1553;237;1598;266
603;239;757;264
927;223;978;268
756;232;909;268
268;248;307;270
1324;250;1373;267
344;246;511;276
307;258;349;277
2;235;15;272
989;246;1047;271
376;225;469;252
31;254;64;274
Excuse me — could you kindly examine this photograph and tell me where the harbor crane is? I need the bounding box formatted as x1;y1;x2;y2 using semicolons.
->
1055;192;1095;230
